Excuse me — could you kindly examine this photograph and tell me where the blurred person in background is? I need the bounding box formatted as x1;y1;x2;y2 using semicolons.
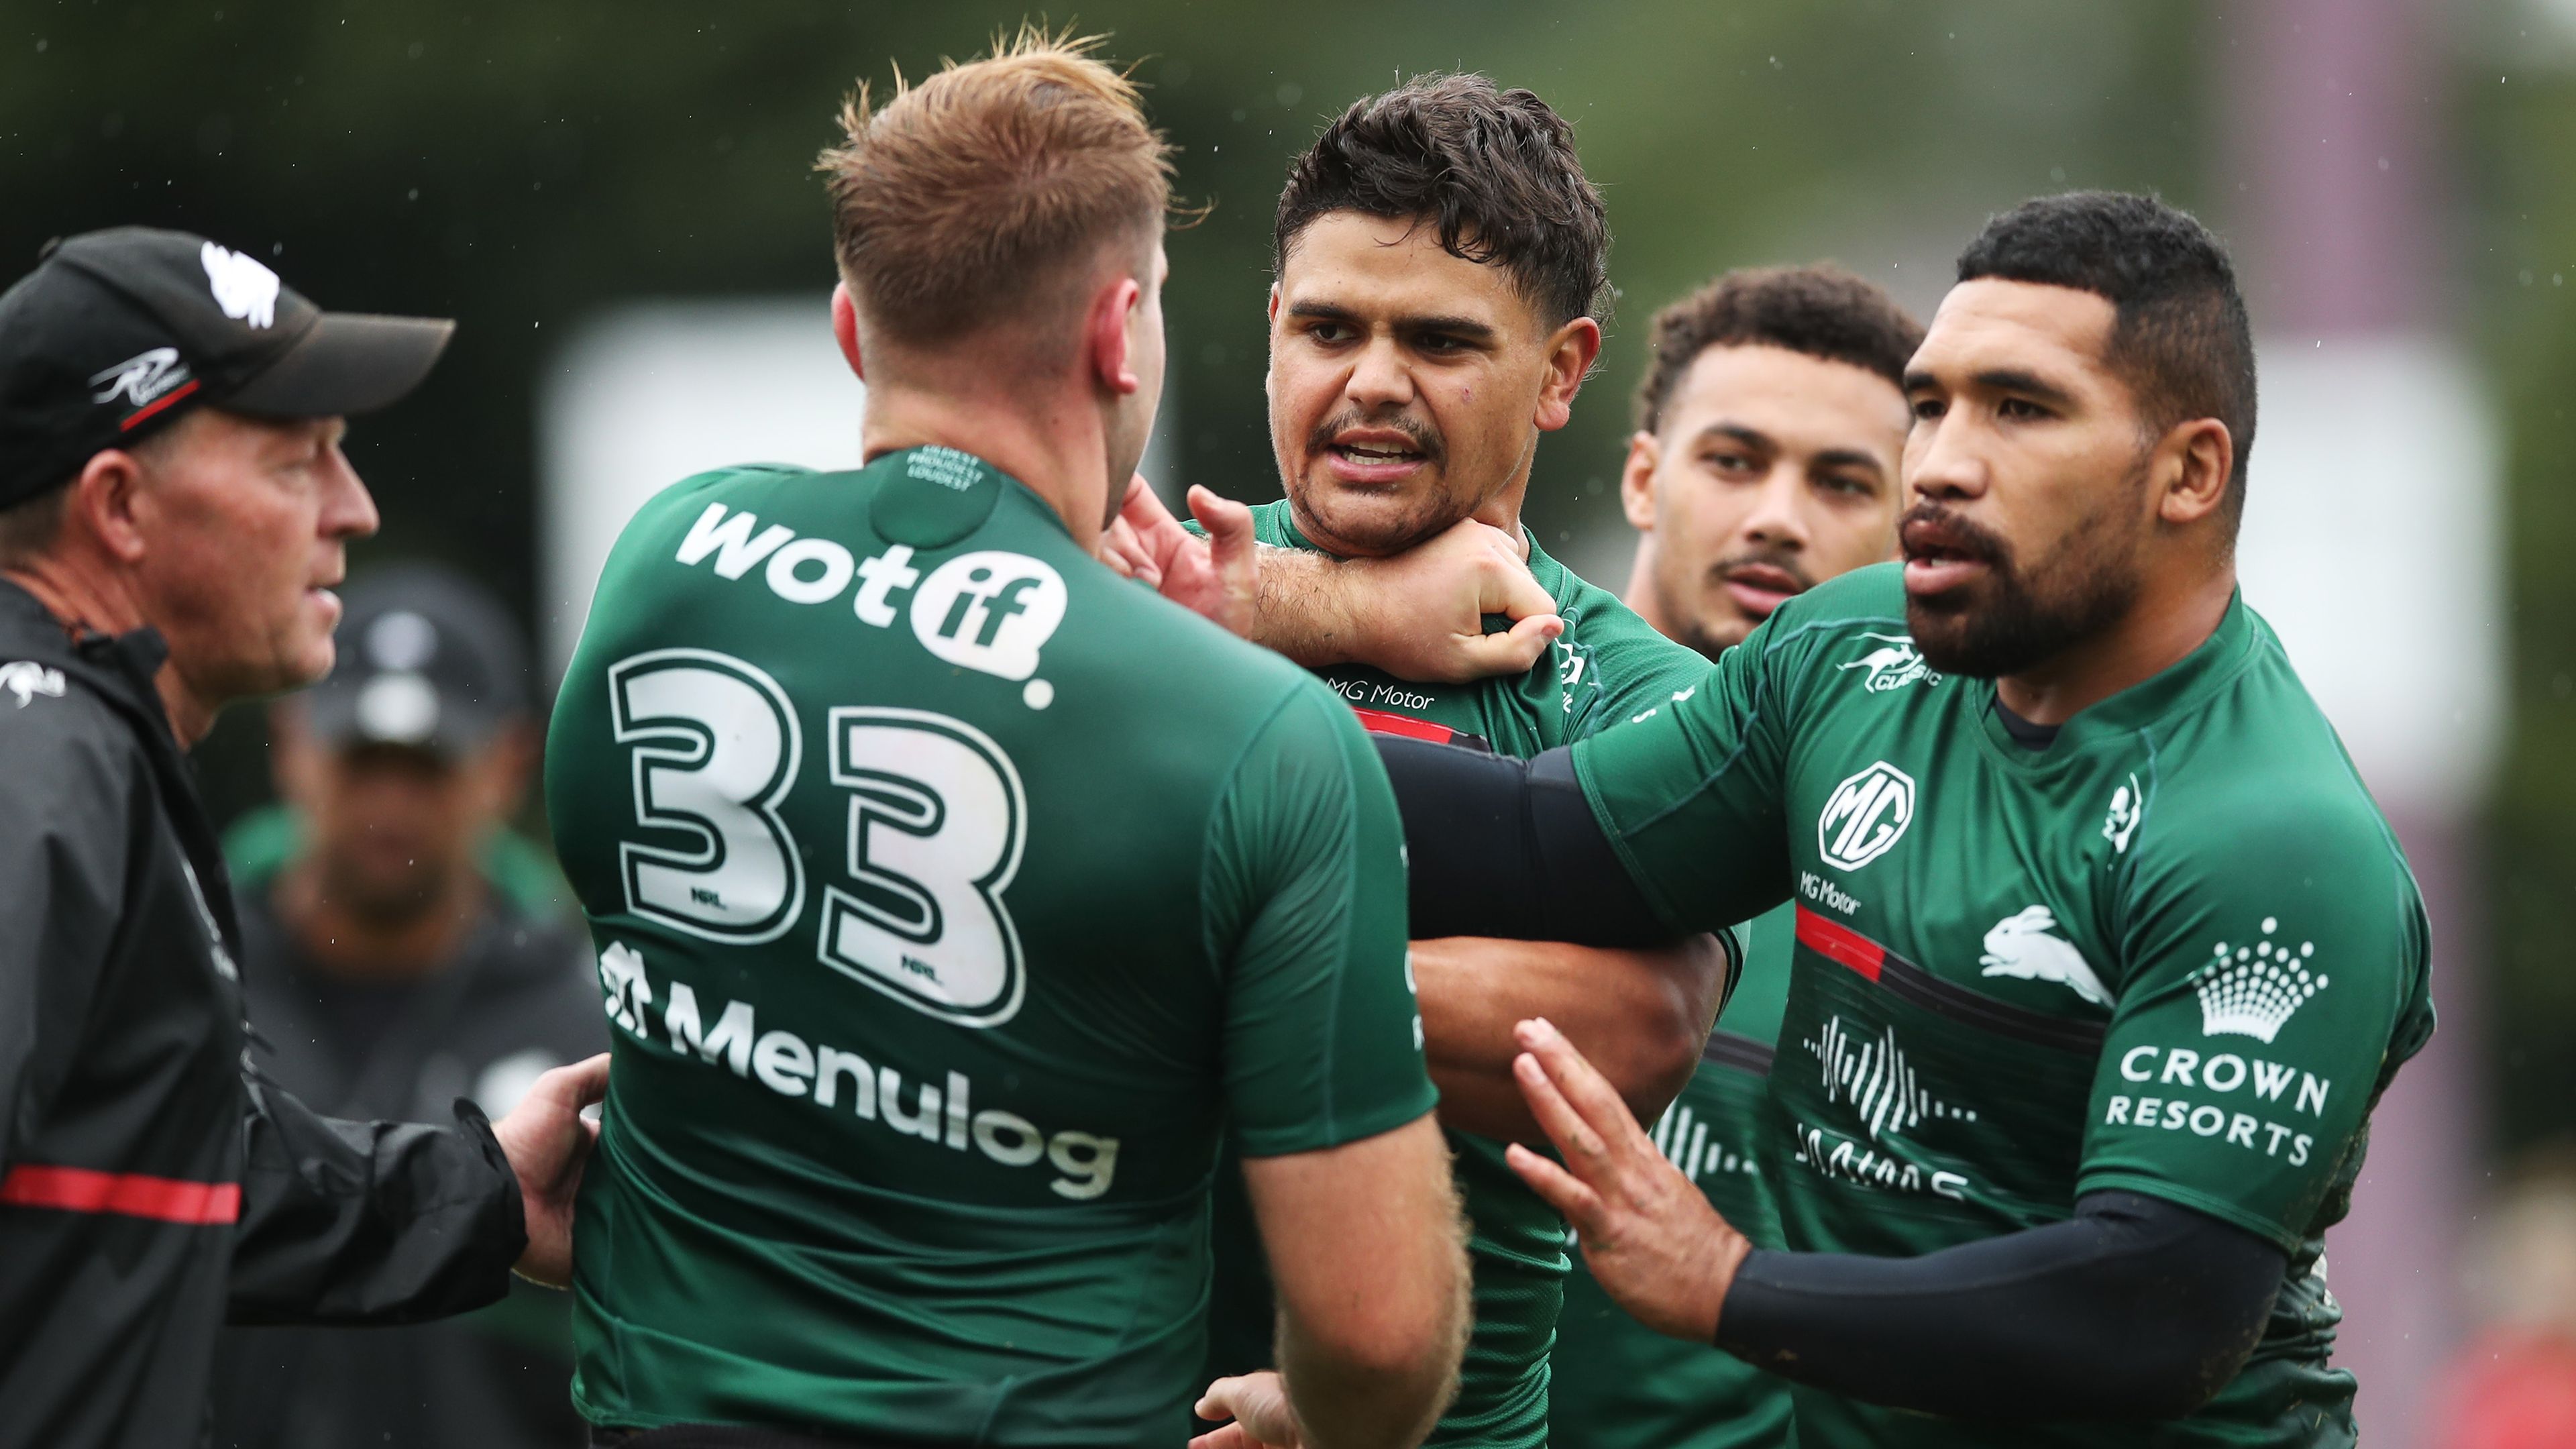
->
213;565;605;1449
1547;264;1918;1449
2434;1144;2576;1449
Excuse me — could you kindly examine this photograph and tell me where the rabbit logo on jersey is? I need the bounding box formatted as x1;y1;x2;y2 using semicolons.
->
909;552;1067;682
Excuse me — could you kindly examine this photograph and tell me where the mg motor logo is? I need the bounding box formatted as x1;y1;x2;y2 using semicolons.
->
908;551;1067;682
1818;761;1915;870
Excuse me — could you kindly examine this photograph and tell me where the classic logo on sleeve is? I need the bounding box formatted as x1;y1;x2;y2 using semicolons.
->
1817;761;1915;869
1837;633;1942;692
1978;904;2110;1006
908;551;1067;684
2192;917;2327;1043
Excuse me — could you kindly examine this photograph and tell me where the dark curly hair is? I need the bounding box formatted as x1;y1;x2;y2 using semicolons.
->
1274;73;1610;328
1955;191;2257;508
1631;265;1923;433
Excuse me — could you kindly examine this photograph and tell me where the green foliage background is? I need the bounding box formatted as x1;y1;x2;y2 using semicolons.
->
3;1;2566;1148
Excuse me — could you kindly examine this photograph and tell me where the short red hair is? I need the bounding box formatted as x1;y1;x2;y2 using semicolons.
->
818;28;1173;349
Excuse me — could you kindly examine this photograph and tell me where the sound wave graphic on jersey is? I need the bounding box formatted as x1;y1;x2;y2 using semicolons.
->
1804;1015;1978;1141
2193;917;2328;1043
1649;1098;1758;1186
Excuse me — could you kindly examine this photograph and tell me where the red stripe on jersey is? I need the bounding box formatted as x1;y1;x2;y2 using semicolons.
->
1348;706;1456;745
1795;904;1885;982
0;1164;241;1224
119;378;201;432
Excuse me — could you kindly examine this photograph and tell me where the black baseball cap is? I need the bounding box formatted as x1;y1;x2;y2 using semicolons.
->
305;565;531;760
0;225;455;509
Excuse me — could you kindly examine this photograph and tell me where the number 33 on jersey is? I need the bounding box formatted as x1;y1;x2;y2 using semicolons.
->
543;447;1434;1446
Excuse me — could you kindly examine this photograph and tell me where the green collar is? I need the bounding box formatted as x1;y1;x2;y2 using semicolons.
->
1972;588;2255;763
864;445;1070;549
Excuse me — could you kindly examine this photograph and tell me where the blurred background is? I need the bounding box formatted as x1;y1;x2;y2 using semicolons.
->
7;1;2573;1444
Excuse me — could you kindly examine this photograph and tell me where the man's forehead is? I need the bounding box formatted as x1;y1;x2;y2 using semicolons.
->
1914;278;2115;377
1278;210;1524;319
1672;343;1910;444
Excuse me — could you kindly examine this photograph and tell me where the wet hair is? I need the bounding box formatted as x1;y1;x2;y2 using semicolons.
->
1632;264;1923;433
1955;191;2257;513
1275;72;1611;328
818;27;1173;347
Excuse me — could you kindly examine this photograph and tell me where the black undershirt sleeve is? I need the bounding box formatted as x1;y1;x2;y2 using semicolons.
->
1715;1191;2287;1421
1372;736;1674;947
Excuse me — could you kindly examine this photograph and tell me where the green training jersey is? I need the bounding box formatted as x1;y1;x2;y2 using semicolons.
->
1203;500;1717;1448
1571;564;2436;1448
545;449;1435;1445
1549;901;1794;1449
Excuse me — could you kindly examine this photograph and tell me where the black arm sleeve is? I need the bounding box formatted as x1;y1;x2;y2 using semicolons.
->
1373;736;1672;947
1715;1191;2286;1421
225;1072;528;1326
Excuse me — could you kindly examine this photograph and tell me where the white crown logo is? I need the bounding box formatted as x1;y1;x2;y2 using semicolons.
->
2192;917;2327;1043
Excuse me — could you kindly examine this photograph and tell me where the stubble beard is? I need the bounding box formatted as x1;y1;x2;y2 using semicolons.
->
1283;407;1464;557
1904;465;2149;681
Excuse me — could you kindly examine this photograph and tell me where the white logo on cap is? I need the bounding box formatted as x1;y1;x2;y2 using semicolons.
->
356;672;440;744
201;242;280;329
88;347;191;409
366;610;439;671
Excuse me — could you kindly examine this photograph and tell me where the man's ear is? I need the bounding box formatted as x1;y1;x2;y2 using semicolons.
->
1534;317;1604;433
830;283;865;382
1619;431;1661;533
2155;418;2234;528
68;447;151;565
1087;274;1146;397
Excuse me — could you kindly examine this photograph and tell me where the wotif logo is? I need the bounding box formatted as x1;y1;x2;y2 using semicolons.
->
1817;761;1915;870
909;551;1066;682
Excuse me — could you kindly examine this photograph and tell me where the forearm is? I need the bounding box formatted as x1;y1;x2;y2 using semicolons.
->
1417;935;1730;1142
1714;1191;2284;1421
225;1074;525;1325
1243;544;1362;667
1275;1309;1460;1449
1250;1116;1469;1449
1375;737;1676;945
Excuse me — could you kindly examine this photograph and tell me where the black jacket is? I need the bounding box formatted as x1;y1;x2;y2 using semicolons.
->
0;581;528;1449
213;866;607;1449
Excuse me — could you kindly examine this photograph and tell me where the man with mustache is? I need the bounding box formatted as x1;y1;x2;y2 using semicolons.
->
1378;191;2434;1448
1549;266;1918;1449
1181;74;1735;1449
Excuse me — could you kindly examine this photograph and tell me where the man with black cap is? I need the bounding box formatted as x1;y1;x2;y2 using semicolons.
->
0;227;607;1449
211;565;608;1449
